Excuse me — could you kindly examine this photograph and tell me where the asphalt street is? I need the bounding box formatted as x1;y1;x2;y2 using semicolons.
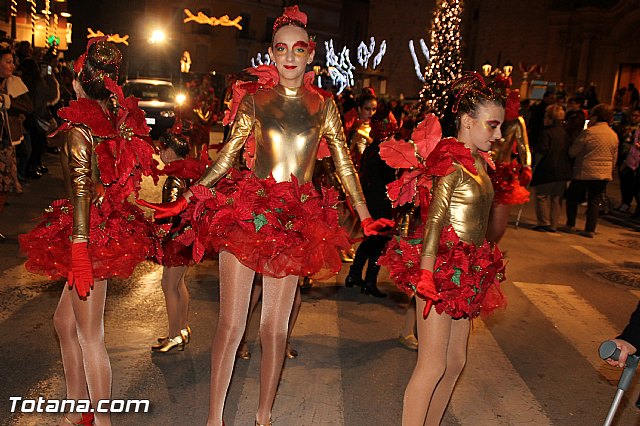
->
2;147;640;425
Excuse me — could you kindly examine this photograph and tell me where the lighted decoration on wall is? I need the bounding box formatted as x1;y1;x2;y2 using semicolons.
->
357;37;387;70
409;38;430;82
250;52;272;68
180;51;192;73
183;9;242;30
325;39;355;95
87;28;129;45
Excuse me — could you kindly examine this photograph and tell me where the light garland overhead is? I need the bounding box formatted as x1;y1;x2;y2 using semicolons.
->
409;38;430;82
325;39;355;95
87;28;130;45
357;37;387;70
183;9;242;30
251;52;272;68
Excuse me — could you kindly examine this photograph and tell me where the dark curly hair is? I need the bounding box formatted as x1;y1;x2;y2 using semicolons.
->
159;131;190;159
440;72;505;137
79;41;122;101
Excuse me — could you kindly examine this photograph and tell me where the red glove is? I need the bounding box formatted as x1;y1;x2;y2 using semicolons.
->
361;217;395;236
68;242;93;297
416;269;439;318
136;196;188;219
519;166;532;187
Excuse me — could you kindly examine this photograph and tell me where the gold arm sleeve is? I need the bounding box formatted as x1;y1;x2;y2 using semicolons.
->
66;128;93;241
513;116;531;168
195;95;254;187
323;98;366;207
421;166;462;259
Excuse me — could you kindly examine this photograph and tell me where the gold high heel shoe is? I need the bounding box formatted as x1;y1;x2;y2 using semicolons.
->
285;342;298;359
255;419;272;426
181;326;191;344
236;342;251;360
152;335;185;353
156;325;191;344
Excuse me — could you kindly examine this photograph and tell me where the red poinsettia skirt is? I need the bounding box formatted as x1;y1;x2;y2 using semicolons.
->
489;159;530;205
156;222;195;268
19;198;156;280
378;225;507;319
176;169;351;279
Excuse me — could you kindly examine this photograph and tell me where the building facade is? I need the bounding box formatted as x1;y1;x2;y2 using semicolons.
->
370;0;640;103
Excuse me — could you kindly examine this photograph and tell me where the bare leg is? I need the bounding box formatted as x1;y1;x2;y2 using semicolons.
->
69;279;111;426
486;203;511;244
207;252;255;425
256;275;298;424
402;298;453;426
161;265;189;337
424;317;470;425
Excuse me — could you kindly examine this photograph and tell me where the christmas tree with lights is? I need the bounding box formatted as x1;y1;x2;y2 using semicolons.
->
419;0;463;116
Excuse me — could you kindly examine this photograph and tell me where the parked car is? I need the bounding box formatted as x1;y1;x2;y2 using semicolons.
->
123;79;184;139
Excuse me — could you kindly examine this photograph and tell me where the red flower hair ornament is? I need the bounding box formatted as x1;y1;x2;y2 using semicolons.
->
273;5;316;52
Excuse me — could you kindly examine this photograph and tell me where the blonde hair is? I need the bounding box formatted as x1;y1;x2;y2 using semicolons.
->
545;104;565;122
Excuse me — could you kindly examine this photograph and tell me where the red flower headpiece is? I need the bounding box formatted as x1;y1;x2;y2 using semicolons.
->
272;6;316;52
273;5;307;31
73;36;107;75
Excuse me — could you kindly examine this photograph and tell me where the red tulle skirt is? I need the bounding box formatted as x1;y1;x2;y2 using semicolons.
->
176;169;351;279
378;225;507;319
19;198;155;280
489;159;530;205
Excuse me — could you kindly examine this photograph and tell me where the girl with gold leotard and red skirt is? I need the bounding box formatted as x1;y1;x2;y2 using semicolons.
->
138;6;393;425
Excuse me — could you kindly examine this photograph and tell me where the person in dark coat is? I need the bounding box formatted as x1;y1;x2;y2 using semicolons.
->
527;90;556;157
344;117;398;297
531;104;573;231
606;302;640;368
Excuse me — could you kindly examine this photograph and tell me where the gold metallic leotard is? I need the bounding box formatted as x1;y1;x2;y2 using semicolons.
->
421;154;494;258
491;116;531;167
196;84;366;207
60;125;103;241
350;121;372;155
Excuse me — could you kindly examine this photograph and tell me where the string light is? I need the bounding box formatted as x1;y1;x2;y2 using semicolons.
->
44;0;50;41
30;0;36;40
10;0;16;18
419;0;463;116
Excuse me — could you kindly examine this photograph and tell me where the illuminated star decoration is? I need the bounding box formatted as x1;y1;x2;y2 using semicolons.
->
251;52;272;68
183;9;243;30
409;38;430;82
325;39;355;95
419;0;463;117
87;28;129;45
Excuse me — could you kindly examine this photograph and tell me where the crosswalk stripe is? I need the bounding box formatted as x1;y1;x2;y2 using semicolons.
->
513;282;620;382
451;319;553;425
570;245;615;266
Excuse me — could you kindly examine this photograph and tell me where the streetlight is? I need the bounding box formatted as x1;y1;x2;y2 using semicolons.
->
502;60;514;77
481;59;514;78
481;60;492;77
148;29;166;44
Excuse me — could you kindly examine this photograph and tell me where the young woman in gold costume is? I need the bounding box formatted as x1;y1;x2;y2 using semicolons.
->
379;73;507;425
139;6;391;425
